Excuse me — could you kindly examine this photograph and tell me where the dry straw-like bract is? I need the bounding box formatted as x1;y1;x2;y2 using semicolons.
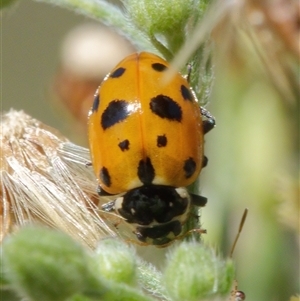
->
0;110;118;247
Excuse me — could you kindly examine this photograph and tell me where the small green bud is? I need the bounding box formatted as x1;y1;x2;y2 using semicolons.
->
164;242;235;301
94;238;137;285
2;226;91;301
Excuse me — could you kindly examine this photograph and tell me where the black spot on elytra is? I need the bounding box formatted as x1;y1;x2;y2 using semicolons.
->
92;93;100;112
137;157;155;184
157;135;167;147
100;167;111;187
152;63;167;72
181;85;193;102
183;157;196;178
118;139;130;151
150;95;182;122
110;67;126;78
101;100;129;130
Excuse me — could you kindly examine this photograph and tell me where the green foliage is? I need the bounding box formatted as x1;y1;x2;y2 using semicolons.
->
35;0;210;60
93;238;137;285
124;0;207;59
1;227;234;301
164;242;234;301
2;227;92;301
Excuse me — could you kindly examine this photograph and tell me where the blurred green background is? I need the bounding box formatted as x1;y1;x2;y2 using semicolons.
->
2;1;299;301
2;1;88;137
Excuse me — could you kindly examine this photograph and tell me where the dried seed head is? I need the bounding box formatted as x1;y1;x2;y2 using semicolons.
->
0;110;117;247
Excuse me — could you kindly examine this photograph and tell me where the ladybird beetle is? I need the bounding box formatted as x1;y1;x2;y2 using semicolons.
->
88;52;215;246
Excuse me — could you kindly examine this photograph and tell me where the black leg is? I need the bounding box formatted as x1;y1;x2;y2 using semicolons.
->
201;107;216;134
190;193;207;207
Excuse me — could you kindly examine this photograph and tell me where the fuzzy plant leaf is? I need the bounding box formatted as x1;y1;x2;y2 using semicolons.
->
2;227;93;301
163;241;235;301
93;238;137;285
1;226;158;301
136;259;171;301
124;0;209;60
